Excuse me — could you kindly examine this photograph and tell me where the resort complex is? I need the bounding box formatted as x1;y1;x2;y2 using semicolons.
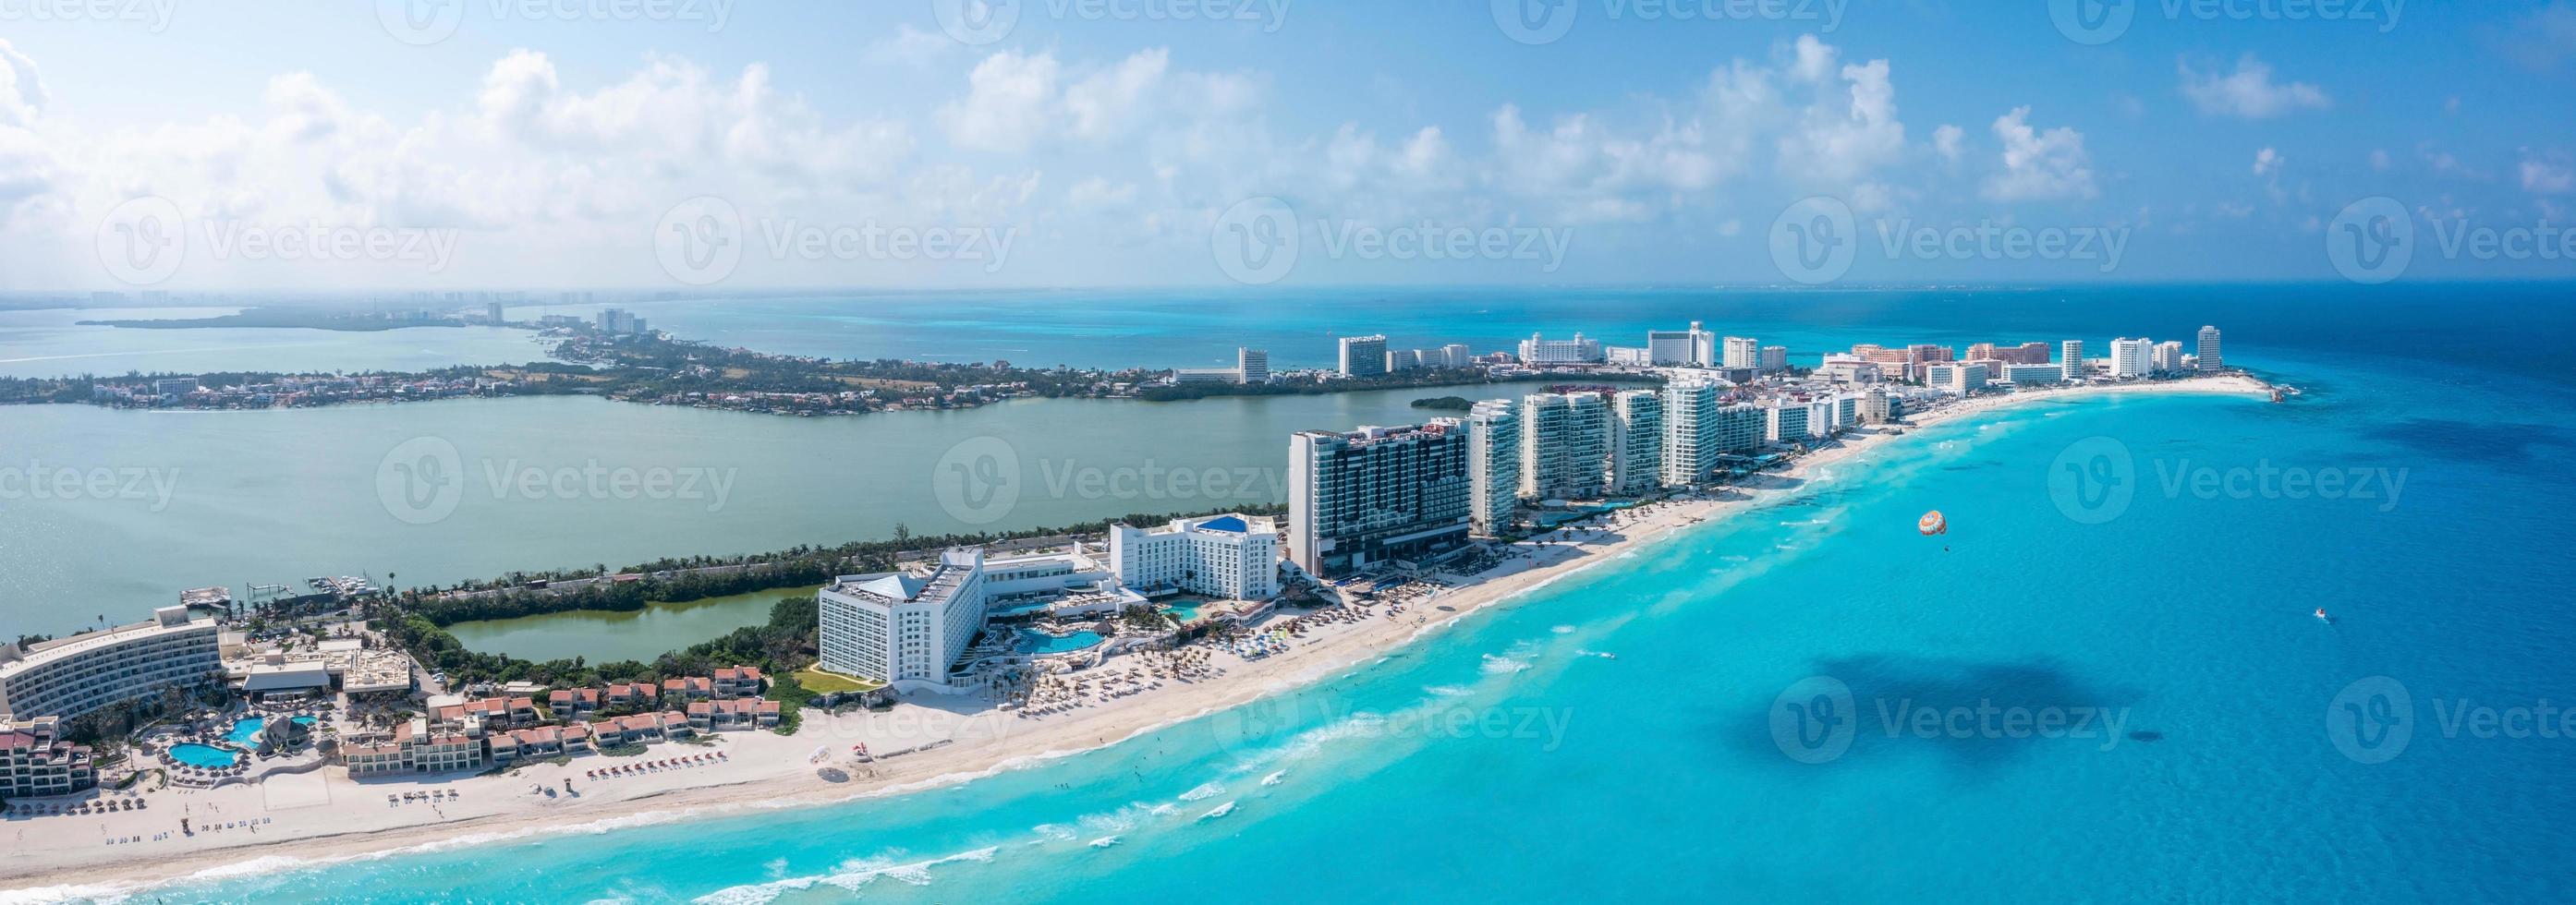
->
0;318;2246;895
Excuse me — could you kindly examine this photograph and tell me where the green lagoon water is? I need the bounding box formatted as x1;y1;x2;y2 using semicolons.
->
0;385;1542;643
441;585;826;663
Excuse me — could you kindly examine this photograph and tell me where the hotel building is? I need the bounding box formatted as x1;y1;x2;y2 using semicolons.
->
1646;322;1717;367
818;549;990;689
1721;336;1759;369
1606;390;1664;496
2152;341;2186;373
1339;335;1390;378
1286;420;1473;576
2197;326;2224;370
2061;340;2086;381
1517;332;1604;366
2004;362;2067;385
2109;338;2154;379
0;606;221;723
1464;400;1523;537
1239;348;1270;383
1760;346;1789;373
0;715;94;798
1108;513;1281;600
1766;404;1809;445
1520;392;1610;501
1659;380;1722;488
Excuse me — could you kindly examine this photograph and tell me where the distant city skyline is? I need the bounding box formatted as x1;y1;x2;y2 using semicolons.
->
3;5;2571;290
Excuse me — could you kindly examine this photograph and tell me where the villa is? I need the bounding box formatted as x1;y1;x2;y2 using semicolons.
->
711;667;765;699
0;714;95;798
605;682;659;708
348;717;487;777
548;687;602;719
686;698;782;731
661;677;714;702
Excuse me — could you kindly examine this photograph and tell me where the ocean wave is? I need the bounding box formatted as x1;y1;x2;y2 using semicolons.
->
1177;781;1226;802
689;846;997;905
1550;624;1575;634
1479;654;1532;675
1421;683;1474;698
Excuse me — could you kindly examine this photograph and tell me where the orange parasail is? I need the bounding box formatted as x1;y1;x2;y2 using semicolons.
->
1917;511;1948;536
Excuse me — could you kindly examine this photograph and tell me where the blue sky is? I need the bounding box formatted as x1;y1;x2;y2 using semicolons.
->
1;1;2570;290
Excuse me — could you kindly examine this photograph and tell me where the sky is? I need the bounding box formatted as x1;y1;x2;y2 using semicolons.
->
0;0;2571;291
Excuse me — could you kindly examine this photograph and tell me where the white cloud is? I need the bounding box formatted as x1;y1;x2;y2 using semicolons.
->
2179;54;2331;119
940;51;1061;152
2522;156;2576;194
1932;124;1963;163
2253;147;2282;177
1983;106;2095;202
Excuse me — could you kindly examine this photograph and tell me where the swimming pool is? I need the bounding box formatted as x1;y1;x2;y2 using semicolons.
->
223;718;266;745
1162;602;1207;623
170;743;239;768
1017;629;1105;655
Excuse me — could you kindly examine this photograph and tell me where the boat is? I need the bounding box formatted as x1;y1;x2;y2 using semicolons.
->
2315;608;2331;622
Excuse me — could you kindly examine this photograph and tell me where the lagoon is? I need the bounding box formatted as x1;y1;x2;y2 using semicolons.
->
0;384;1556;638
443;585;825;663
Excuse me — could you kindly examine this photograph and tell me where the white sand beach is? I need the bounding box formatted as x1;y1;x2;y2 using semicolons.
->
0;375;2270;901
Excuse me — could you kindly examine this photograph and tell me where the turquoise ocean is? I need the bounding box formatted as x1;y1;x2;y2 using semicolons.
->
58;284;2574;902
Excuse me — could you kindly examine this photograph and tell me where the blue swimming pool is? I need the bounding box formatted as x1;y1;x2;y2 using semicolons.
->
223;718;265;744
170;743;238;768
1162;603;1207;623
1017;629;1105;655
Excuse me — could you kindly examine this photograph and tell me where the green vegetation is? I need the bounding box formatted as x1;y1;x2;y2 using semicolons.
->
792;666;883;695
1409;395;1476;411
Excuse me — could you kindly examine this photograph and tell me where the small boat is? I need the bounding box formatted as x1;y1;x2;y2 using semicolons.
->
2315;608;2331;622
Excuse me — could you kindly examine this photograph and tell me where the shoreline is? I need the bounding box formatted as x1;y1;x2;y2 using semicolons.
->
0;375;2273;901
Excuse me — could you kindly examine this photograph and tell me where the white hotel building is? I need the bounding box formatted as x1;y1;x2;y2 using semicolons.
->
2109;338;2154;379
1521;391;1609;501
1646;322;1716;367
1108;513;1281;601
1516;332;1604;365
818;549;989;690
1464;400;1523;537
1607;389;1663;497
0;606;221;723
